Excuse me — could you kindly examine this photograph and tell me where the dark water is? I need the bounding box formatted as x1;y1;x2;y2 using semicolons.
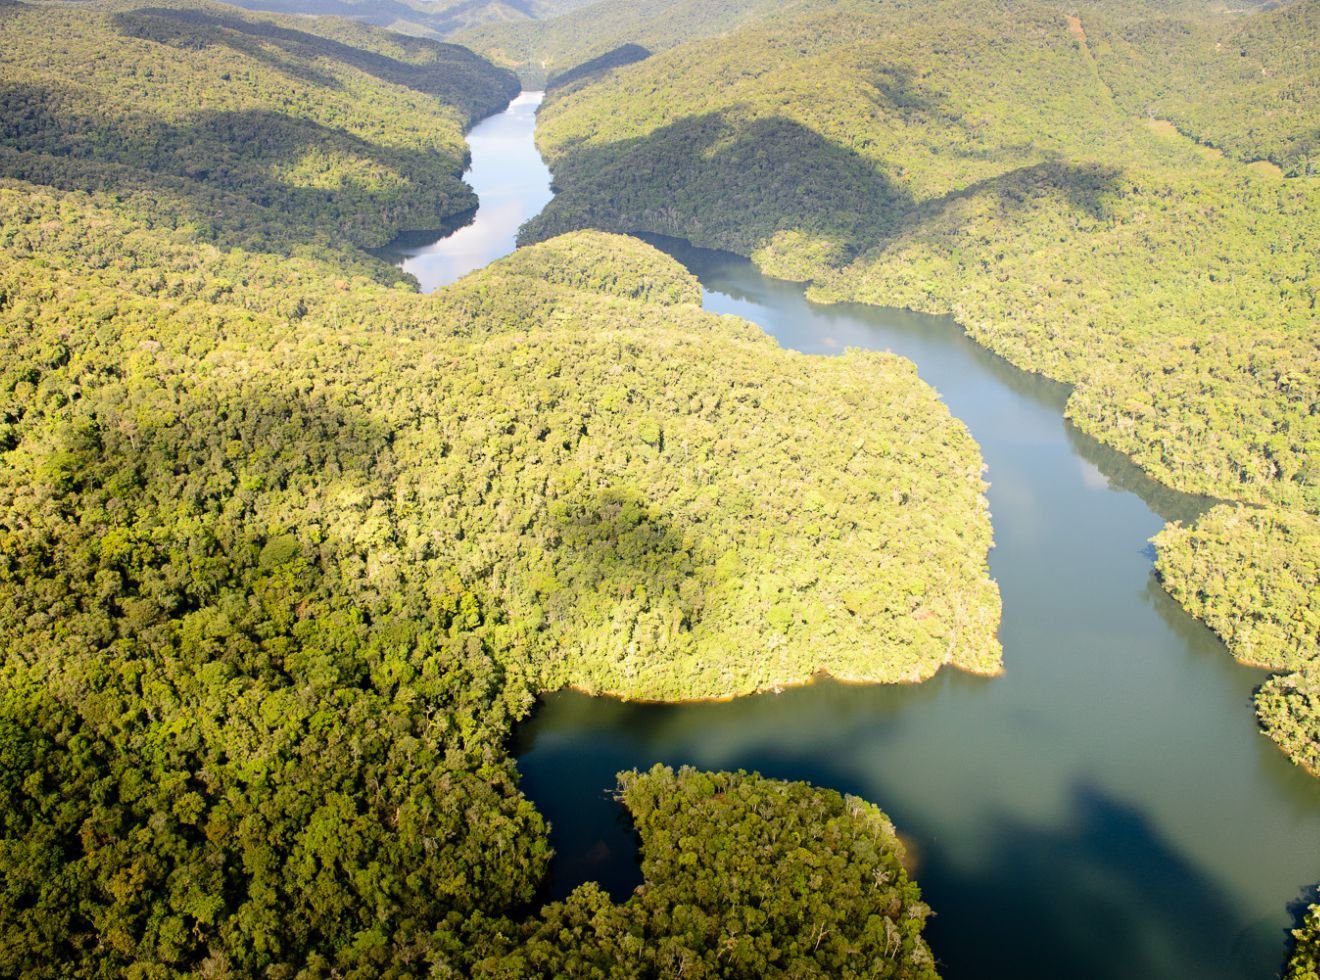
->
395;98;1320;980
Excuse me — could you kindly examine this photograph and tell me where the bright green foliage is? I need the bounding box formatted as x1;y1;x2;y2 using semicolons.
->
1155;505;1320;772
474;766;939;978
0;0;518;258
1257;671;1320;776
523;0;1320;770
1287;903;1320;979
0;6;977;970
0;185;989;971
1154;506;1319;672
430;244;1001;698
1087;0;1319;174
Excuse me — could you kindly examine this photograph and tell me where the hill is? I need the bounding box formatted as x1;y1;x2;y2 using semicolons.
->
0;0;520;261
524;0;1320;775
0;2;989;968
457;0;790;87
1086;0;1318;174
221;0;600;40
0;177;972;972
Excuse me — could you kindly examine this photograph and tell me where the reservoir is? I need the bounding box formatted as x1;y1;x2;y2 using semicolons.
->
389;93;1320;980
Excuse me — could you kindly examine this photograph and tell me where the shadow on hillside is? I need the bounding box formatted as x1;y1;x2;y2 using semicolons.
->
522;111;912;260
545;486;698;626
549;44;652;93
523;104;1125;265
0;80;475;256
1063;420;1217;525
111;7;518;120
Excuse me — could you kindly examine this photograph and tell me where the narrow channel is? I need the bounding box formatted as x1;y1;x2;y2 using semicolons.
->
387;94;1320;980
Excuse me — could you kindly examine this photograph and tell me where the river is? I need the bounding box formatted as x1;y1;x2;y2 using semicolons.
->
384;93;1320;980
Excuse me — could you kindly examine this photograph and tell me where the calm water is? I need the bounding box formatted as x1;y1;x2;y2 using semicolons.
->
392;98;1320;980
378;90;551;287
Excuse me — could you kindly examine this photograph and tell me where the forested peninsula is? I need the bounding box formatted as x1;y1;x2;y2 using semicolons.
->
0;0;986;972
494;0;1320;778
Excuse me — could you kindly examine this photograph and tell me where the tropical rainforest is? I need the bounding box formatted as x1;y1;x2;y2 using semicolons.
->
0;0;990;972
222;0;600;43
495;0;1320;781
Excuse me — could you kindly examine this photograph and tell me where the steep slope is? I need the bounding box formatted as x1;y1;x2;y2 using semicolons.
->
0;0;519;259
457;0;793;87
524;0;1320;771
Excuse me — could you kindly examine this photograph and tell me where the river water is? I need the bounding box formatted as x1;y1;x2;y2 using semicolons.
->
387;93;1320;979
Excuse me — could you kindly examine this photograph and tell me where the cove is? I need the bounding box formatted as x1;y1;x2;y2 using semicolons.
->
388;96;1320;979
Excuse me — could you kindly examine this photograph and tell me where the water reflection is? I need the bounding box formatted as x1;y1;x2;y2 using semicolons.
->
376;91;552;288
516;240;1320;979
390;97;1320;980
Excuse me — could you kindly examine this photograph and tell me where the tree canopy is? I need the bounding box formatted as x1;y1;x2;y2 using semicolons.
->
0;3;978;969
521;0;1320;778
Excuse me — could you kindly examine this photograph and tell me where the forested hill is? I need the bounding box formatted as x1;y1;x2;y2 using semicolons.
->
457;0;791;88
525;0;1320;779
0;0;519;262
0;1;989;968
0;183;969;976
1086;0;1318;174
220;0;599;41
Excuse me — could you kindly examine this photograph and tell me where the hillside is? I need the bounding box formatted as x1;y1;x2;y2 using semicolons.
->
1086;0;1318;174
221;0;600;40
475;766;938;977
0;180;971;974
0;1;994;969
0;0;519;260
525;0;1320;774
457;0;792;87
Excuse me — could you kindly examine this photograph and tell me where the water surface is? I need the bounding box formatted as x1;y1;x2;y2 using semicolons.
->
395;97;1320;980
378;91;550;288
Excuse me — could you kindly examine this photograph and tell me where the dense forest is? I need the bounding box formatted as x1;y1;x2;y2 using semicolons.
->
519;0;1320;779
0;0;519;259
473;766;937;977
457;0;789;88
222;0;599;42
0;0;978;971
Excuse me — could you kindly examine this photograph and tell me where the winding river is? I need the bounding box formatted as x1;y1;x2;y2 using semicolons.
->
382;93;1320;979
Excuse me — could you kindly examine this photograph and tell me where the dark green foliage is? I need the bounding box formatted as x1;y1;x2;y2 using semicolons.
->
0;175;984;970
524;0;1319;772
1288;903;1320;979
475;766;938;978
0;0;518;261
548;43;653;92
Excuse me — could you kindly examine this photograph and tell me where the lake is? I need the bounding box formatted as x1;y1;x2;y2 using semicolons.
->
387;93;1320;980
